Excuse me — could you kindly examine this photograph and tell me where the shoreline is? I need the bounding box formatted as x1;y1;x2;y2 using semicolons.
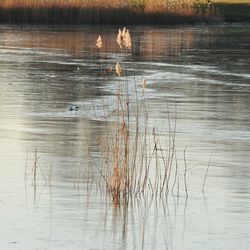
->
0;3;249;25
0;10;215;25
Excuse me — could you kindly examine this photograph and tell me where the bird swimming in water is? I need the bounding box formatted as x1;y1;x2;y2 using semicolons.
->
66;105;79;111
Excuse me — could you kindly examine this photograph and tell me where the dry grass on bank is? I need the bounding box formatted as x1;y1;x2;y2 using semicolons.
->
0;0;217;24
0;0;196;8
0;0;128;8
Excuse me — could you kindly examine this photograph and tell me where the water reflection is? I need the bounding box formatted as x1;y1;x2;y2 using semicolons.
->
0;24;250;249
0;25;198;60
33;184;192;250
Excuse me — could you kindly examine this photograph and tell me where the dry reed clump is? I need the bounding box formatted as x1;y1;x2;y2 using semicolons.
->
116;27;132;49
92;28;184;202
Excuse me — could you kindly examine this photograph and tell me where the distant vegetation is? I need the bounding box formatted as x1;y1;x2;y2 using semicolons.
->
213;0;250;22
0;0;248;24
0;0;218;24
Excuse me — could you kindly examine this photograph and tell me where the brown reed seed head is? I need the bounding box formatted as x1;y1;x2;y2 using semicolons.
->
96;35;102;49
124;29;132;49
105;65;113;73
141;79;147;88
122;28;127;47
116;29;123;48
116;27;132;49
122;27;126;38
115;62;122;77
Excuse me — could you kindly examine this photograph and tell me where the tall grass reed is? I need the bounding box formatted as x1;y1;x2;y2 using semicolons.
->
90;29;189;203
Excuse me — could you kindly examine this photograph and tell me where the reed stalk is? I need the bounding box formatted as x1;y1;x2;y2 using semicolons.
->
32;147;38;185
202;153;212;193
183;147;188;198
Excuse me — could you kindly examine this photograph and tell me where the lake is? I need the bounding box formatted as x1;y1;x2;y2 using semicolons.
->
0;24;250;250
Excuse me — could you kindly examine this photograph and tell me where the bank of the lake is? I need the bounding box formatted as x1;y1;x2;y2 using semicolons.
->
1;0;249;25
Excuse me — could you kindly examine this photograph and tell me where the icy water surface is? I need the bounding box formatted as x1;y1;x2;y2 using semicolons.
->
0;25;250;249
